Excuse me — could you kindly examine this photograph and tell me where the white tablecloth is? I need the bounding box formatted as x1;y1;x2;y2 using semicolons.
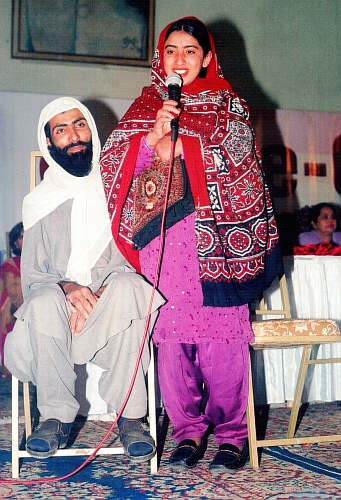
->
258;256;341;404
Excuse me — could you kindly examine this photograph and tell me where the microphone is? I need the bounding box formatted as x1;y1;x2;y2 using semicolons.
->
165;73;182;142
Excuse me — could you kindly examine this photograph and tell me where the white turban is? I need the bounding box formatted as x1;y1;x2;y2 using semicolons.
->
22;97;112;285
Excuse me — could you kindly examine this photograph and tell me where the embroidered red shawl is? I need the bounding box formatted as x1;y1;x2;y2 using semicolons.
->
100;17;282;306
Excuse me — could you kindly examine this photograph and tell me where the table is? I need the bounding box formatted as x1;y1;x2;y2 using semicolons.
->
257;255;341;404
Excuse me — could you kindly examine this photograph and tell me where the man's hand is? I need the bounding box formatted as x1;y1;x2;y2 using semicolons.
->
69;310;87;335
94;285;107;299
59;281;98;335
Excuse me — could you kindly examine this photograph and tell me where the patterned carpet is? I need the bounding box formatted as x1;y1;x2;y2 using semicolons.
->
0;376;341;499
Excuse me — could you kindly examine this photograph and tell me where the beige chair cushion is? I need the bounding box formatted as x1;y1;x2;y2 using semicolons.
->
252;318;340;339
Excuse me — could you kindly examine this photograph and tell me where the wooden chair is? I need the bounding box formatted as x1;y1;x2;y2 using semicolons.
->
11;152;159;477
247;274;341;467
12;344;158;477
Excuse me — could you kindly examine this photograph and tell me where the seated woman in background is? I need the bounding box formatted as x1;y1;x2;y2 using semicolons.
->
0;222;24;377
298;203;341;246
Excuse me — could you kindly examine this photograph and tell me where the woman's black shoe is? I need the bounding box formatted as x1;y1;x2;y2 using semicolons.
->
209;442;249;471
169;438;206;469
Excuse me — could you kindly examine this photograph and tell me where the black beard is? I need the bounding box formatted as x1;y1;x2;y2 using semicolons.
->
48;140;93;177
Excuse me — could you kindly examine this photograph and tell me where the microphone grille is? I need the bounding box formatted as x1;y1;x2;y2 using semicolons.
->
165;73;182;87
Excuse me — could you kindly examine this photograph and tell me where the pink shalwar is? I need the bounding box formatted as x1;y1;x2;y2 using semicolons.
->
140;211;254;447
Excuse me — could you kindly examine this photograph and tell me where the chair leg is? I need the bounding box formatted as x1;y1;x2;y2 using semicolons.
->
287;345;312;439
11;375;20;479
12;378;32;478
247;356;259;468
148;342;158;474
23;382;32;438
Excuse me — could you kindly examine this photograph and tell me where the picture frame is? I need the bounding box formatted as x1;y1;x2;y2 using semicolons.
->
12;0;155;67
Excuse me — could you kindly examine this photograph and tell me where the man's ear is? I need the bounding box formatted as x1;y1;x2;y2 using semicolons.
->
46;137;51;148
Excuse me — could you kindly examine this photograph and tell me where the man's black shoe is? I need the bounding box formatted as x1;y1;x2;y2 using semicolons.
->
26;418;73;458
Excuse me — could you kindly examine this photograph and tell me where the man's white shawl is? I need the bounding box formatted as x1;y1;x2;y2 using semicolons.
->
22;97;112;285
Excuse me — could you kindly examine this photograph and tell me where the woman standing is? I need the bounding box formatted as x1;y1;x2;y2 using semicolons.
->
101;17;282;471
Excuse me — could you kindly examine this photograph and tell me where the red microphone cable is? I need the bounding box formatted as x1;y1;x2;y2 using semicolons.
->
0;139;177;485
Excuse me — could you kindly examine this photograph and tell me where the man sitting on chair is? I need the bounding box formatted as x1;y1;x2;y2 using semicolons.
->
5;97;164;462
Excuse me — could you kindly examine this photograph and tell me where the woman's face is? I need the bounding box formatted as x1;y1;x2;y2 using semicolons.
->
163;30;212;87
311;207;337;239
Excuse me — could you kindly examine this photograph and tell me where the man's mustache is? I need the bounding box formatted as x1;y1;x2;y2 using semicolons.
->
65;141;89;154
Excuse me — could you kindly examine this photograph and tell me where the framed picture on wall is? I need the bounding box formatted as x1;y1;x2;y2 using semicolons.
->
12;0;155;67
29;151;46;191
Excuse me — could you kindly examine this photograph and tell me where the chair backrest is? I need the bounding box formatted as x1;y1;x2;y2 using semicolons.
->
253;274;292;320
251;273;341;346
30;151;44;191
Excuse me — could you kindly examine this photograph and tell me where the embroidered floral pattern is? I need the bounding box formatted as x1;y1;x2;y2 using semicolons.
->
252;319;340;338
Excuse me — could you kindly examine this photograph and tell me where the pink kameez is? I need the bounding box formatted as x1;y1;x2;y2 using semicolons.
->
140;213;254;346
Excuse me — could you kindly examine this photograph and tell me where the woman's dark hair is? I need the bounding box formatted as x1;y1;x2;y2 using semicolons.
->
9;222;24;256
309;203;337;224
164;18;212;78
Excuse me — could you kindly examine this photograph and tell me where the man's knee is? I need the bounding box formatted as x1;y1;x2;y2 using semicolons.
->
107;273;152;302
109;272;139;289
26;285;68;314
4;321;33;381
17;285;70;341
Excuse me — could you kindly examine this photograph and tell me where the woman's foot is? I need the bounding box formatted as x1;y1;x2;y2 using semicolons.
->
169;438;206;469
209;442;249;471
